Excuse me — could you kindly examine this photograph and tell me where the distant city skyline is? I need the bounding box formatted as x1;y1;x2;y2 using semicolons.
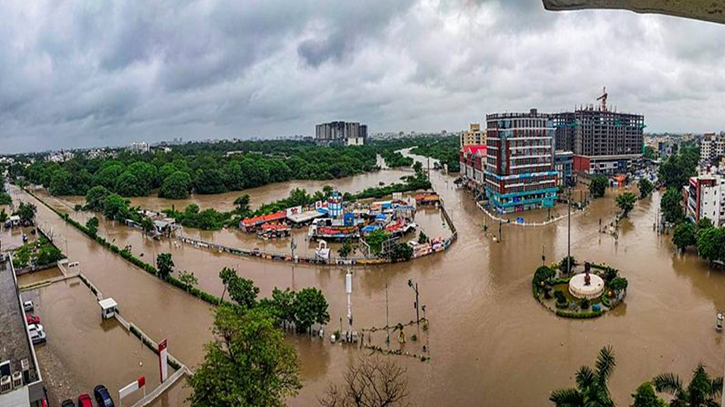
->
3;1;725;153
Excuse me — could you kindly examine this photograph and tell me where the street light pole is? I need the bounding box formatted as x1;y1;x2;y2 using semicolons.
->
408;279;420;325
567;186;572;275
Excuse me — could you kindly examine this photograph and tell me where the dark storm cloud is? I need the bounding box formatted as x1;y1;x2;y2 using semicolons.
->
1;0;725;153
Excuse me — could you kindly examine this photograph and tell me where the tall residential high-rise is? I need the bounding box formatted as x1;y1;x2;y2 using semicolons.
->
701;132;725;164
315;121;368;146
460;123;486;147
553;92;644;174
484;109;558;213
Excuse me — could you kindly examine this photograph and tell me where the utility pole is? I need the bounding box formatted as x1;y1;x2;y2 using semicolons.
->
427;157;431;180
542;244;546;266
290;237;297;261
408;279;420;325
567;186;572;275
346;269;353;341
385;283;390;346
498;217;502;243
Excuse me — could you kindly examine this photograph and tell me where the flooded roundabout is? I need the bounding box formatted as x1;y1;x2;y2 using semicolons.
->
8;159;725;406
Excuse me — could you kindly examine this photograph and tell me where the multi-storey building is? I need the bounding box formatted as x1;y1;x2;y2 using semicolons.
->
315;121;368;146
128;142;150;153
459;145;487;187
554;150;575;187
701;133;725;164
484;109;558;213
684;174;725;226
0;257;46;407
460;123;486;147
553;98;644;174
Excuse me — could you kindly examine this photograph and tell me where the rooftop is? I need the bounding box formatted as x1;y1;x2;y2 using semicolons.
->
0;257;37;381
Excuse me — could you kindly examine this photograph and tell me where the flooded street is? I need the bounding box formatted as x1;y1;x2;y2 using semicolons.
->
12;160;725;406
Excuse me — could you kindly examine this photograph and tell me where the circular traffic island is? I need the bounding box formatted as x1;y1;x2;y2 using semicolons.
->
532;260;627;319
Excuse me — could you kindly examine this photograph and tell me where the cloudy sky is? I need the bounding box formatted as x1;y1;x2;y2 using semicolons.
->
2;0;725;153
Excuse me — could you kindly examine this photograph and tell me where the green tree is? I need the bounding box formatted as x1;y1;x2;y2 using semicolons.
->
643;146;658;160
653;363;723;406
549;346;616;407
103;194;131;221
0;192;11;206
179;270;198;292
156;253;174;279
159;171;193;199
533;266;556;287
0;209;7;223
696;227;725;265
672;222;696;252
337;241;352;258
631;382;666;407
418;231;429;244
413;161;423;175
696;217;714;233
233;194;251;215
558;256;578;274
219;267;237;302
390;243;413;262
260;287;297;326
86;216;100;237
140;217;155;234
365;229;390;256
187;305;301;407
616;192;637;217
16;202;37;225
195;168;226;195
49;169;77;196
93;164;125;190
589;175;608;199
659;149;698;188
638;178;653;198
293;287;330;333
115;171;145;197
661;187;684;224
609;277;628;294
228;276;260;309
85;185;110;212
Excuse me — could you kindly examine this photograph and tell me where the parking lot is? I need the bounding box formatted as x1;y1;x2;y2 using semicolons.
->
23;278;183;406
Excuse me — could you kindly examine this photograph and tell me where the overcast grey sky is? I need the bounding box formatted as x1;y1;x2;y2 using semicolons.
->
2;0;725;153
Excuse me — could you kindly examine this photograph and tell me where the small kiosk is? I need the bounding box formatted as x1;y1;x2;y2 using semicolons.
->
99;298;118;319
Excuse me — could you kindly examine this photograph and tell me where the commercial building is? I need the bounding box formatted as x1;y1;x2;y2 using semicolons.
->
484;109;558;213
459;145;487;188
701;133;725;164
684;174;725;226
315;122;368;146
553;92;644;174
461;123;486;147
554;150;575;187
0;257;45;407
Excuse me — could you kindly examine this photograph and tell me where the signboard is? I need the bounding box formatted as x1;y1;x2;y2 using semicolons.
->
286;206;302;217
119;376;146;401
158;339;168;382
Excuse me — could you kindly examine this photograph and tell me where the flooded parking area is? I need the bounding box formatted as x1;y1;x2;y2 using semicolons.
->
23;278;185;406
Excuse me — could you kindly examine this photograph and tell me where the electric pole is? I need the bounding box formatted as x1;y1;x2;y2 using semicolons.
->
567;186;572;275
408;279;420;325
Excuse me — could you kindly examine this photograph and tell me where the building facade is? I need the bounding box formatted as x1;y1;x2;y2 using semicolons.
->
701;133;725;164
459;145;487;188
461;123;486;147
484;109;558;213
315;122;368;146
554;150;575;187
553;105;644;174
684;174;725;226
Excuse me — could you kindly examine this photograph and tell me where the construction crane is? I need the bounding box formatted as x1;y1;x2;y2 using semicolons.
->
596;87;608;111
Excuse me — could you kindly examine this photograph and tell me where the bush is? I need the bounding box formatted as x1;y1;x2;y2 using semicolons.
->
580;298;590;310
555;309;603;319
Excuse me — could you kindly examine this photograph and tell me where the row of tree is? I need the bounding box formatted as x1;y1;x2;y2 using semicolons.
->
551;346;722;407
672;217;725;264
19;141;382;199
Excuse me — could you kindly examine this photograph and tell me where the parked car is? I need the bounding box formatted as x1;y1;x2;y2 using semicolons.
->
61;399;76;407
28;323;43;333
94;385;115;407
23;300;34;312
29;328;46;345
26;315;40;325
77;394;93;407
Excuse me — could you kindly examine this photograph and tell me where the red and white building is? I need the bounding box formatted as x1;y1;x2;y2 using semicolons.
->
684;173;725;226
458;144;487;188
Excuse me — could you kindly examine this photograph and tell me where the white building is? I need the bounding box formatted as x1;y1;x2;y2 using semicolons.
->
701;133;725;164
684;173;725;226
129;142;150;154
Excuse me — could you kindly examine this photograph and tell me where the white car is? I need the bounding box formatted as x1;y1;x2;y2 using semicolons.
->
28;323;44;333
23;300;34;312
29;328;46;345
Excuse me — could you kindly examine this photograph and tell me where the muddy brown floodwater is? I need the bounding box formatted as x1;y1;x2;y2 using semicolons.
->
11;152;725;406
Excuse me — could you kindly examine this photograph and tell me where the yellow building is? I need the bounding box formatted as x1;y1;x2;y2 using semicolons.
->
460;123;486;147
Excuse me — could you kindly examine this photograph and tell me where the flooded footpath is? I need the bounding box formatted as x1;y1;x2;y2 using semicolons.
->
13;163;725;406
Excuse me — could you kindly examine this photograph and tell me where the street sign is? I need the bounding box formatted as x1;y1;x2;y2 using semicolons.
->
119;376;146;406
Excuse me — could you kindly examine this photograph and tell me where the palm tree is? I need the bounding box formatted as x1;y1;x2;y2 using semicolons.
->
652;363;723;406
616;192;637;217
550;346;616;407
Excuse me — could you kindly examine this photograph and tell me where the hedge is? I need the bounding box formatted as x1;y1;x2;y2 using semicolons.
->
555;309;603;319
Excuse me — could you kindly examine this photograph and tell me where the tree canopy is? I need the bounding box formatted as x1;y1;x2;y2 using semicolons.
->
589;175;608;199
